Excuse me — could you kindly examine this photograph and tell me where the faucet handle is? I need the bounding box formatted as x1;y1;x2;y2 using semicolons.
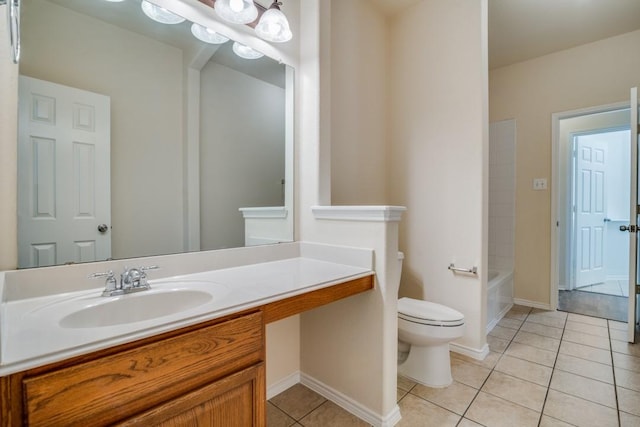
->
89;270;119;296
130;265;159;289
88;270;115;280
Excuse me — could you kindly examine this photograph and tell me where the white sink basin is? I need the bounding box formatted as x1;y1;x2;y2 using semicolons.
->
59;289;214;328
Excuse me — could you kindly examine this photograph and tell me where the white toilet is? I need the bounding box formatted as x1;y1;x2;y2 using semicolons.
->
397;297;465;388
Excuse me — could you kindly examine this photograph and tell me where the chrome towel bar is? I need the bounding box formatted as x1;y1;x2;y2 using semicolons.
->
448;263;478;275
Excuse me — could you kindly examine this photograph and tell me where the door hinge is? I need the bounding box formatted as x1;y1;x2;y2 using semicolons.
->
636;284;640;295
637;205;640;216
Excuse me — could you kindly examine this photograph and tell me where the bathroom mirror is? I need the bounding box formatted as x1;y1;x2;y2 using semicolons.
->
16;0;294;269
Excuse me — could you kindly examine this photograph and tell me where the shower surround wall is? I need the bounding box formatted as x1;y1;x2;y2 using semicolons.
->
488;119;516;329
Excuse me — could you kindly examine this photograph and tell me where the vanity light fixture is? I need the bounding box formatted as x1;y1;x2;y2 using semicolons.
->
215;0;258;25
232;42;264;59
255;1;292;43
191;23;230;44
141;1;186;25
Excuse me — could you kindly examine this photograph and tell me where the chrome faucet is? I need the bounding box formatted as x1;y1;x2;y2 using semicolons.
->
90;265;159;297
121;267;144;290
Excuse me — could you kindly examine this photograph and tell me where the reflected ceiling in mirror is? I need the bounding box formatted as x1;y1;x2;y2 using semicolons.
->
17;0;294;269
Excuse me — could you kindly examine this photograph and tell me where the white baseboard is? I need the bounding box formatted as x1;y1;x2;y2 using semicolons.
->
513;298;552;311
300;373;402;427
486;302;514;334
449;342;490;361
606;275;628;281
267;371;301;400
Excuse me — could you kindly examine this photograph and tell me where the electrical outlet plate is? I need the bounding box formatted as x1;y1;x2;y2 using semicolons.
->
533;178;547;190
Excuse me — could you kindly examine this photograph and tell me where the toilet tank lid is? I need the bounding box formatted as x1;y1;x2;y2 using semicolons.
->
398;297;464;322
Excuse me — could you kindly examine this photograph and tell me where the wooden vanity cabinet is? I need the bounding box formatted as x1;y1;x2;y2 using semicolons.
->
0;274;374;427
1;311;265;427
119;363;265;426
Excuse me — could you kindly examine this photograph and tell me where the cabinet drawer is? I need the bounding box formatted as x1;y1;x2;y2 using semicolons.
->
23;311;263;426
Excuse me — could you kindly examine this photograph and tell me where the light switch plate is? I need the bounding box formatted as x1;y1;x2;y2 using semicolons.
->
533;178;547;190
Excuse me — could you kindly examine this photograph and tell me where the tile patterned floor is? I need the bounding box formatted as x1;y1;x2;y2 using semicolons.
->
558;290;627;322
267;306;640;427
576;280;629;297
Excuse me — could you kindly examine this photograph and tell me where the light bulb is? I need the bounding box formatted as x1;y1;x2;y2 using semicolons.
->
141;1;185;25
230;0;244;13
215;0;258;25
255;3;292;43
232;42;264;60
191;23;229;45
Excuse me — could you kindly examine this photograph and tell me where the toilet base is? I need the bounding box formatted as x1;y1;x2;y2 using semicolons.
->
398;343;453;388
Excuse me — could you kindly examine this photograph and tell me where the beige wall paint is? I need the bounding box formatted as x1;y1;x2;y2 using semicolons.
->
0;6;18;270
299;1;403;421
389;0;489;353
199;62;285;250
330;0;389;205
490;29;640;306
20;1;184;261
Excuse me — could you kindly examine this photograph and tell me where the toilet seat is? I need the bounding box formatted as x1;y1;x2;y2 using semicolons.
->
398;297;464;327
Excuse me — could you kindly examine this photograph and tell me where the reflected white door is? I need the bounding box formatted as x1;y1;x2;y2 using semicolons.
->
629;87;639;343
575;135;607;288
18;76;111;268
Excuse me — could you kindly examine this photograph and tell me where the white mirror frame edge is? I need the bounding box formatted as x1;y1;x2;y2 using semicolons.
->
1;0;20;64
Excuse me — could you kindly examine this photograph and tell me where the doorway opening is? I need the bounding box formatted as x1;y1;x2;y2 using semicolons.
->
553;106;631;321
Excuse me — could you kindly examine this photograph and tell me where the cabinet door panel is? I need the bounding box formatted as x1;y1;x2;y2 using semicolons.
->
120;363;265;427
23;312;263;426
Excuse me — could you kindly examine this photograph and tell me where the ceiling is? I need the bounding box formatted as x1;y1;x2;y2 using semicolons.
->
370;0;640;69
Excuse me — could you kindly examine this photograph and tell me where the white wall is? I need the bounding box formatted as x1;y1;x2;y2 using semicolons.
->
20;0;184;260
389;0;489;355
489;120;516;272
490;29;640;305
199;62;285;250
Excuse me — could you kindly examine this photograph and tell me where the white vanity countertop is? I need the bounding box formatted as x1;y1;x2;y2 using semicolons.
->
0;257;373;376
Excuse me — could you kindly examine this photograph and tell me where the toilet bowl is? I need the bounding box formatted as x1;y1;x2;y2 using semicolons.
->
397;297;465;388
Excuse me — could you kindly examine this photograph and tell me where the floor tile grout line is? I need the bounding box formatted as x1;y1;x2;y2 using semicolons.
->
459;306;540;424
552;363;615;386
536;308;566;427
405;381;481;420
293;399;329;423
607;321;622;427
560;337;614;353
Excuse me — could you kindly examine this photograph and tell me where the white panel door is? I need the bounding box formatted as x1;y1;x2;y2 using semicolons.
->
575;135;607;288
18;76;111;268
629;87;639;343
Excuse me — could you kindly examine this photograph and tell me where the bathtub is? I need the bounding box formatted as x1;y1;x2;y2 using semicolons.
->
487;269;514;332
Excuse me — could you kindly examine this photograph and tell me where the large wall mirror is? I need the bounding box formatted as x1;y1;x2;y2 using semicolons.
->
17;0;294;269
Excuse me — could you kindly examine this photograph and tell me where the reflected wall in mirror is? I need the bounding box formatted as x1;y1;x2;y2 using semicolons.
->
17;0;294;269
